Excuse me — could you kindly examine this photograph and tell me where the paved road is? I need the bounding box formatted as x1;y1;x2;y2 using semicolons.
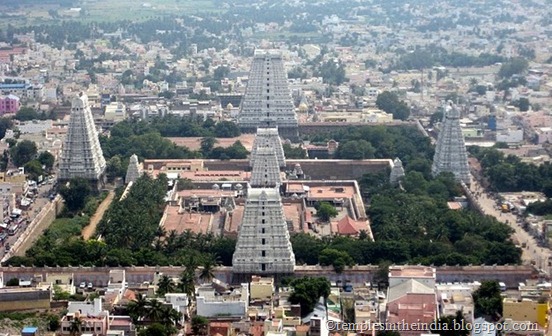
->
0;182;54;259
468;176;550;274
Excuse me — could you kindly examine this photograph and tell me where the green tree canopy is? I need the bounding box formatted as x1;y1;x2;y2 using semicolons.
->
59;177;92;213
473;281;503;320
11;139;38;167
376;91;410;120
288;277;331;316
316;202;338;222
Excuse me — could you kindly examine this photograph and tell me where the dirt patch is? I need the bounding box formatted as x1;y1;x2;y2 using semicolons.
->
81;190;115;240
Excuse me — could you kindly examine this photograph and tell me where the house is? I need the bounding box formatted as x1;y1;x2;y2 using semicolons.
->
196;283;249;318
0;95;20;114
386;266;437;336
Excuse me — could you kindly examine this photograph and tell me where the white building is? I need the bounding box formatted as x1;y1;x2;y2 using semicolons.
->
496;128;524;145
17;120;53;134
196;283;248;318
104;102;127;122
68;297;103;316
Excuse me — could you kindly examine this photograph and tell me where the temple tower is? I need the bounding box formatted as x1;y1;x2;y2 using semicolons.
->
58;93;106;189
232;187;295;276
250;128;286;168
390;157;405;186
431;102;470;184
250;147;282;188
238;50;298;139
125;154;143;184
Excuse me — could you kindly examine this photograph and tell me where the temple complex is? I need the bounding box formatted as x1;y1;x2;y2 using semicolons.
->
58;93;106;189
238;50;298;139
431;102;471;185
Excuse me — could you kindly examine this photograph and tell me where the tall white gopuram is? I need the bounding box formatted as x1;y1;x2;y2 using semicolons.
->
431;102;470;184
389;157;405;186
250;128;286;168
238;50;298;139
232;188;295;275
250;147;282;188
125;154;143;184
58;93;106;188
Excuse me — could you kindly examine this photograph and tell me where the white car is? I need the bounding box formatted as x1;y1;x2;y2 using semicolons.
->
79;282;86;289
87;282;93;289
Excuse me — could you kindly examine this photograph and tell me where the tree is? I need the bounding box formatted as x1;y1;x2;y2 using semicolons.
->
127;294;149;323
200;137;217;156
318;248;354;273
176;178;194;190
6;278;19;286
38;151;55;172
316;202;338;222
178;271;195;303
157;275;176;297
199;255;216;283
430;311;470;336
105;155;124;182
10;139;37;166
191;315;209;335
214;121;240;137
59;177;92;212
288;277;331;316
498;58;528;78
0;117;13;139
24;159;43;181
473;280;503;320
48;315;61;331
139;323;172;336
376;91;410;120
15;107;40;121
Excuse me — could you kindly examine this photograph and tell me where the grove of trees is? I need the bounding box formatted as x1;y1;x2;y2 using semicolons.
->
469;146;552;194
376;91;410;120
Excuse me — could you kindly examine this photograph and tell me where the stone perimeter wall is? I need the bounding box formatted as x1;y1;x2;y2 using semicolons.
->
0;265;536;289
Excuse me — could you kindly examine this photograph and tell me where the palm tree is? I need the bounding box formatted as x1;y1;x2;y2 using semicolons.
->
161;306;183;325
199;255;217;284
157;274;176;297
178;271;196;305
127;294;148;323
145;299;165;323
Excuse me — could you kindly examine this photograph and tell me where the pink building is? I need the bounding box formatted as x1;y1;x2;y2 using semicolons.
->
386;266;438;336
0;95;20;114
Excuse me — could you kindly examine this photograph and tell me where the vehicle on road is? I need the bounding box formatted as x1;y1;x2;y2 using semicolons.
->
79;282;86;289
88;282;93;289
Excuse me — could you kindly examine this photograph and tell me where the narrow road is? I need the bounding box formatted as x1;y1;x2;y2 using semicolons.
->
82;191;115;240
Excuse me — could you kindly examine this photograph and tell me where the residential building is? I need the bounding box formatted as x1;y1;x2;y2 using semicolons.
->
0;94;20;114
503;297;548;328
196;283;249;318
104;102;127;122
387;266;438;336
